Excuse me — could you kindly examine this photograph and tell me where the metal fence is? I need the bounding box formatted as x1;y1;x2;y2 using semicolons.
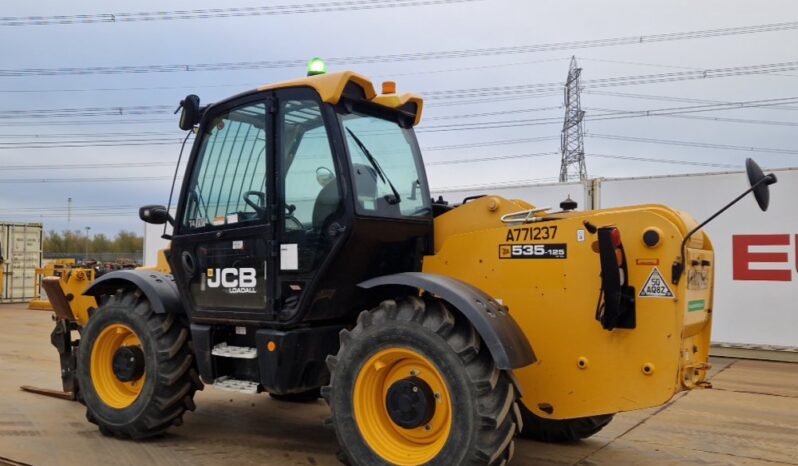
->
44;252;143;263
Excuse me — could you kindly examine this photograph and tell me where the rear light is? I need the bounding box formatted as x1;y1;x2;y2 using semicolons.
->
596;227;636;330
610;228;622;247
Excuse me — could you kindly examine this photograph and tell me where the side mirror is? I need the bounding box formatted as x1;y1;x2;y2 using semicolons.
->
672;157;777;285
139;205;174;226
177;94;201;131
745;158;778;212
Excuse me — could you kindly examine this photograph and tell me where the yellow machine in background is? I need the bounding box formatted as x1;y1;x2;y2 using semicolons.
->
29;260;97;324
23;260;98;400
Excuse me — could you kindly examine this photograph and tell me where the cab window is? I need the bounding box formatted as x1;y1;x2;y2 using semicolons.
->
280;98;342;272
340;111;430;218
181;102;267;231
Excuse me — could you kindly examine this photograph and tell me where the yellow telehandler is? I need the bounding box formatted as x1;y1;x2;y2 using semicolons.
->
36;61;776;465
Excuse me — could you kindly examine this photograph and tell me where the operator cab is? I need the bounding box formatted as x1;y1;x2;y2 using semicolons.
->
159;70;432;327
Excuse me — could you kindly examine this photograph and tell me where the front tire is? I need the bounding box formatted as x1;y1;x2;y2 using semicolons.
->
324;296;521;466
77;289;202;439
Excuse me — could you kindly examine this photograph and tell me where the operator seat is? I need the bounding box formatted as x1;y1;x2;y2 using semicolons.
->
312;179;340;230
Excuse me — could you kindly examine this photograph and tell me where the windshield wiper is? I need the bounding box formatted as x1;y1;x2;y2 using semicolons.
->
346;128;401;205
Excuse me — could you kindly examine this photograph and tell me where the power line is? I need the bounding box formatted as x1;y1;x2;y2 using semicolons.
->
0;118;174;127
423;136;561;151
0;0;478;26
426;105;562;121
4;60;796;123
427;151;559;165
434;176;561;192
585;106;798;127
586;133;798;155
420;96;798;132
582;96;798;121
3;20;798;76
579;55;798;79
0;204;143;212
583;89;798;110
0;131;174;138
588;153;743;169
0;161;175;170
423;61;798;101
3;95;797;148
0;176;177;183
0;59;571;94
0;105;171;119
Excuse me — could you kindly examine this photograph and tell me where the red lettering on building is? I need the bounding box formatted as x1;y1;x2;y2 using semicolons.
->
732;234;791;281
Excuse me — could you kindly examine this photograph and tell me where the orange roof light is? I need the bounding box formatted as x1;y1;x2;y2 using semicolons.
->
381;81;396;94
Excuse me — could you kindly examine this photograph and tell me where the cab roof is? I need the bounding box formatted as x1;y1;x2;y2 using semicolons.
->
256;71;424;126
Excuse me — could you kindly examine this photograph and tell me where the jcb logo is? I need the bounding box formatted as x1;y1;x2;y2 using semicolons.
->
206;268;257;293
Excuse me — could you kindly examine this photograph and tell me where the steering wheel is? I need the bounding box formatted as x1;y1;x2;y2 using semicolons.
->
244;191;266;216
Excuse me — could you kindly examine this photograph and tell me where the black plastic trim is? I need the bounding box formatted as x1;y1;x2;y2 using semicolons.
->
190;324;214;382
255;324;344;394
83;270;184;315
359;272;536;370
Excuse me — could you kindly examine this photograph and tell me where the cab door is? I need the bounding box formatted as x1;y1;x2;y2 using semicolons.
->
273;88;347;318
169;95;277;322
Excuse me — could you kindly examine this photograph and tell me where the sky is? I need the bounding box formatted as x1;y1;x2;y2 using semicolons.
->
1;0;797;235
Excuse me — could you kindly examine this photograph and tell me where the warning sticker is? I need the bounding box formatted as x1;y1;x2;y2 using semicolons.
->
639;267;674;298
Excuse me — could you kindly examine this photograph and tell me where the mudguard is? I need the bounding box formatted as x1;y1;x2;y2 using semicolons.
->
359;272;536;370
83;270;184;315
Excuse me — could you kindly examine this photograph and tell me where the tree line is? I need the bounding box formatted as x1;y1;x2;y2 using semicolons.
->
43;230;143;254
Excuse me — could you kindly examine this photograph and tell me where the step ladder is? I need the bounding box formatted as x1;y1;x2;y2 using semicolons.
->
212;377;259;394
211;342;257;359
210;343;259;394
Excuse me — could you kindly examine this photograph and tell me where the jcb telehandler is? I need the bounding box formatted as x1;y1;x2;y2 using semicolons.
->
57;62;775;465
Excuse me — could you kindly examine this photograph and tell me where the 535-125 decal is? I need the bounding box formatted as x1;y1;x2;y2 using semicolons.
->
499;243;567;259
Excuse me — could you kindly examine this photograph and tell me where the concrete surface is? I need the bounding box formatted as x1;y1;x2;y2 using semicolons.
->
0;303;796;466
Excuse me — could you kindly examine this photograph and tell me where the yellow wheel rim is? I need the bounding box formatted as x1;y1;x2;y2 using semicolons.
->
90;324;145;409
354;348;452;466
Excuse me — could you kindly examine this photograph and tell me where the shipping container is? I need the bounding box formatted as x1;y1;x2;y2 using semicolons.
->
0;223;43;303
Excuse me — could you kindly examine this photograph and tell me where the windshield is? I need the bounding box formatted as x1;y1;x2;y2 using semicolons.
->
340;110;430;218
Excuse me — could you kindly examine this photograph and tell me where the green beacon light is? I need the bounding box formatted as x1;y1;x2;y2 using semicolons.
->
307;57;327;76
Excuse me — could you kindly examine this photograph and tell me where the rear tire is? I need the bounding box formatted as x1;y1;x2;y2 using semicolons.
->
518;404;613;442
77;289;203;439
323;296;521;466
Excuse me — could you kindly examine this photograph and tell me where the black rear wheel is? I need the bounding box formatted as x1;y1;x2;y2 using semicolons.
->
323;296;521;466
77;289;203;439
519;404;613;442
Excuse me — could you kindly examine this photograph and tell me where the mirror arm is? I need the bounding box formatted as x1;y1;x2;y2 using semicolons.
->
671;175;773;285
